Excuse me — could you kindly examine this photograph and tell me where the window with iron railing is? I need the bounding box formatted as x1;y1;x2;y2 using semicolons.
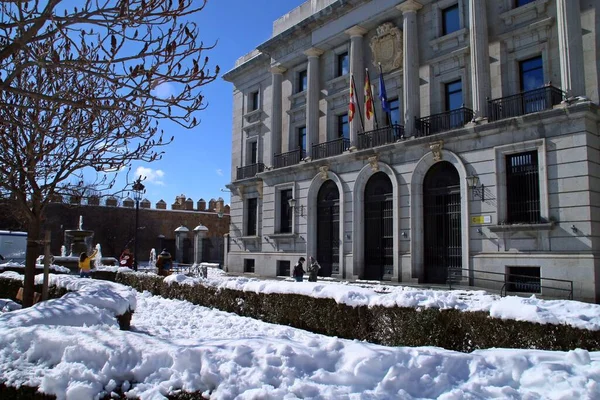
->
506;151;541;224
279;189;292;234
246;197;258;236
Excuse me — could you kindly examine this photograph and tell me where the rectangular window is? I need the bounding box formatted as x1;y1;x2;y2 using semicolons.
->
246;197;258;236
519;56;543;92
337;114;349;140
445;79;463;111
442;4;460;35
244;259;255;273
506;266;541;293
298;126;307;156
279;189;293;233
389;98;400;126
516;0;535;7
506;151;540;224
249;141;257;165
297;70;307;93
277;260;291;277
337;52;349;77
250;91;259;111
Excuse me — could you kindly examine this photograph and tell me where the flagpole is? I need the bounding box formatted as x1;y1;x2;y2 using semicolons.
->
352;75;365;132
366;68;379;129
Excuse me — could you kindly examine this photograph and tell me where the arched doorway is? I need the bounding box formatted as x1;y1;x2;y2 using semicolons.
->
423;161;462;284
316;180;339;277
364;172;393;280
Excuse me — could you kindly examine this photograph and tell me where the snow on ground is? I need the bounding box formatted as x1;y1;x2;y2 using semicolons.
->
0;261;70;274
0;275;599;400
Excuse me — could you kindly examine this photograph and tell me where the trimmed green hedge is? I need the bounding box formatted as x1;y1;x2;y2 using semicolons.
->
114;273;600;352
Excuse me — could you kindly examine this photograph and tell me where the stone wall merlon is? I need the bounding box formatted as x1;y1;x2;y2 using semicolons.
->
222;52;270;82
272;0;338;36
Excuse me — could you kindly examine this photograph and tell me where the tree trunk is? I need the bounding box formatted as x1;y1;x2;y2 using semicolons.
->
23;217;42;308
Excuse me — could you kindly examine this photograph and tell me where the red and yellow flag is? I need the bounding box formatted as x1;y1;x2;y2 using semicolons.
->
349;74;356;122
364;69;374;120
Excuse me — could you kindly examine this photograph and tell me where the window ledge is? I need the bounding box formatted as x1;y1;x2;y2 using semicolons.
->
488;222;554;233
289;91;306;101
499;0;549;26
326;74;349;88
268;233;296;239
240;235;260;242
429;27;467;51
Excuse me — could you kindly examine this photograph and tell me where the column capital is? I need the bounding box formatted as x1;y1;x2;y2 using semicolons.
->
345;25;368;37
270;65;287;74
396;0;422;13
303;47;324;58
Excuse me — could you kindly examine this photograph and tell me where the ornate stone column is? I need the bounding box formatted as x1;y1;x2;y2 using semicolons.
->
345;25;367;148
396;1;422;137
193;224;208;265
174;225;189;263
304;48;323;159
268;65;286;167
469;0;490;118
556;0;585;97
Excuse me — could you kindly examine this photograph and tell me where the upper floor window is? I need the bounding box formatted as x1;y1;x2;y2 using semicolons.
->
279;189;293;234
389;98;400;126
337;114;349;140
442;4;460;35
519;56;543;92
505;151;540;224
298;126;307;156
246;197;258;236
445;79;463;111
516;0;535;7
297;70;308;93
250;91;259;111
248;140;257;165
337;52;349;77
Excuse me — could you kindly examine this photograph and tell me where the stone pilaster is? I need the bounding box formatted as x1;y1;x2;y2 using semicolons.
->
345;25;367;148
268;65;286;167
469;0;490;118
556;0;585;97
304;48;323;159
396;1;422;137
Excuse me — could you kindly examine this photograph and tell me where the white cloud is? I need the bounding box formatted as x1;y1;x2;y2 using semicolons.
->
216;169;223;176
135;167;165;186
152;82;174;99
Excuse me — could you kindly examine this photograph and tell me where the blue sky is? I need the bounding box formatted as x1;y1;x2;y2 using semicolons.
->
120;0;306;207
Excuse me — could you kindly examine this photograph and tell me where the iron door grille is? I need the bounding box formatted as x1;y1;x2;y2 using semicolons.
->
364;195;393;280
506;151;540;223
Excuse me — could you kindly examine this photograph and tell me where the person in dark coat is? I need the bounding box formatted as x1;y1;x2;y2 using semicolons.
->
308;256;320;282
292;257;305;282
156;249;172;277
119;248;134;268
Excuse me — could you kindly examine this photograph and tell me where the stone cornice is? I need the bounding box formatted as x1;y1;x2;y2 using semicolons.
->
396;0;423;13
222;52;270;82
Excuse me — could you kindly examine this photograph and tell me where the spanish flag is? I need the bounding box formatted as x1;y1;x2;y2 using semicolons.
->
349;74;356;122
364;68;374;120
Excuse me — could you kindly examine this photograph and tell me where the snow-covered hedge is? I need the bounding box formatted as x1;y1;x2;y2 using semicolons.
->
110;272;600;353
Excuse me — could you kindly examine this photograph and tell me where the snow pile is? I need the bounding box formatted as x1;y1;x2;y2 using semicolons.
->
0;298;20;312
0;288;599;400
0;261;70;274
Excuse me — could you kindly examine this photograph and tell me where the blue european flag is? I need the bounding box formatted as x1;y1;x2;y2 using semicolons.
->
378;64;391;113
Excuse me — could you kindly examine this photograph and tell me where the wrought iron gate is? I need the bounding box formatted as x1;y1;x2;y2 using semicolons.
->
423;162;462;284
364;172;393;281
317;180;339;276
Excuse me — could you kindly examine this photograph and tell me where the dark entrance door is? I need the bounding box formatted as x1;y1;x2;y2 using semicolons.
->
317;180;339;277
364;172;393;280
423;161;462;284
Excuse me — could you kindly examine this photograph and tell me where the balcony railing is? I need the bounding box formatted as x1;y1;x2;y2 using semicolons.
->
236;162;264;180
358;124;404;150
487;85;564;122
415;106;474;137
273;148;304;169
312;137;350;160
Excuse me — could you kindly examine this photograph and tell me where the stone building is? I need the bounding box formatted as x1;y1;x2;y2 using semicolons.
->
223;0;600;302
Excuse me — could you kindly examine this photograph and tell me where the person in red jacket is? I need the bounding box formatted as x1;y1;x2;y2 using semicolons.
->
119;248;134;269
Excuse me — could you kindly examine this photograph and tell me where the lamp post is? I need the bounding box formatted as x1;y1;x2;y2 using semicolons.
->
132;177;145;271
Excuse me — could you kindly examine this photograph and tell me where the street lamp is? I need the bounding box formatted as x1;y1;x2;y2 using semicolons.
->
132;177;145;271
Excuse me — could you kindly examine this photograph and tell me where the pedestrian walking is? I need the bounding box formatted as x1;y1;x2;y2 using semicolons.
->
292;257;306;282
308;256;320;282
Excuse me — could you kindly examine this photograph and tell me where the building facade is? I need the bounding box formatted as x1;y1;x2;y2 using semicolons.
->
223;0;600;302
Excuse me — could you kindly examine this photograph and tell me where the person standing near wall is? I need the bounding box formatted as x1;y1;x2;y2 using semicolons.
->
292;257;306;282
308;256;320;282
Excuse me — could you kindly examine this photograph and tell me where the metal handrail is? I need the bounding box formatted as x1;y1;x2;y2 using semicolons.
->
487;85;565;122
415;106;474;137
312;137;350;160
357;124;404;150
273;148;304;169
236;163;265;180
446;267;573;300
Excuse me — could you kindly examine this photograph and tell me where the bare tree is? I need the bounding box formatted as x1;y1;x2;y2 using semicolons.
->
0;0;219;307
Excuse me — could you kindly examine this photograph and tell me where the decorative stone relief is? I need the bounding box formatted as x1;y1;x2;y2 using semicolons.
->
368;155;379;172
319;165;329;180
430;141;443;162
370;22;403;73
256;181;263;199
237;185;245;200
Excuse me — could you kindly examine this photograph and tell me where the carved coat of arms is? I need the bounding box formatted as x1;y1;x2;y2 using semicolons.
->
369;22;403;73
